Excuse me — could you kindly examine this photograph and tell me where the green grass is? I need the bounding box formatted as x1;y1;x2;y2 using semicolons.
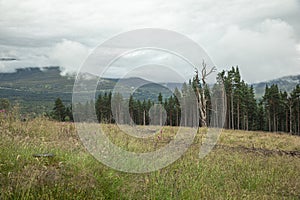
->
1;114;300;199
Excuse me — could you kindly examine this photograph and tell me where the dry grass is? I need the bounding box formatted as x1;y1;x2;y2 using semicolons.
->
1;114;300;199
219;129;300;151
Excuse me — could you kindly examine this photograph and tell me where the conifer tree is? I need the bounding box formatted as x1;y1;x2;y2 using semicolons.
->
53;97;66;121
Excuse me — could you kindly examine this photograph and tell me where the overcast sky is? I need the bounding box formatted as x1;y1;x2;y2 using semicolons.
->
0;0;300;83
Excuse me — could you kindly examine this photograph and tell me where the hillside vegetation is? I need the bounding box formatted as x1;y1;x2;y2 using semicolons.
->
1;113;299;199
0;67;178;114
1;66;300;115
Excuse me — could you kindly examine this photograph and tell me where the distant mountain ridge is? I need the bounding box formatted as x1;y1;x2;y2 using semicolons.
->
1;66;299;113
0;67;181;114
252;74;300;98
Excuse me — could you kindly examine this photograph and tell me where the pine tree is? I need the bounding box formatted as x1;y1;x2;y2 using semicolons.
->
129;94;134;125
65;105;73;122
246;85;258;130
181;83;188;127
95;94;103;122
112;92;123;124
263;84;280;132
158;92;163;125
291;85;300;135
53;98;66;121
174;87;181;126
233;66;242;130
257;101;265;131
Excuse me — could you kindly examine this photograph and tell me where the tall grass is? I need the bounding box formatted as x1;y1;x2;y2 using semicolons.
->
1;113;300;199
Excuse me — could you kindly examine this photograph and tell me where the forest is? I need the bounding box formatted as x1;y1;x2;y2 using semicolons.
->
42;66;300;135
1;66;299;135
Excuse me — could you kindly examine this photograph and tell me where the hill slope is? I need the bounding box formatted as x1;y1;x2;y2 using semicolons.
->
252;74;300;98
2;66;300;113
0;67;180;114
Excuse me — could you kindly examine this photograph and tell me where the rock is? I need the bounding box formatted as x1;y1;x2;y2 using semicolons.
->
32;153;55;158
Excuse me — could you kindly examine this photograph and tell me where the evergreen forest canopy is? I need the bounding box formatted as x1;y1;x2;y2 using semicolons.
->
42;66;300;135
0;66;300;135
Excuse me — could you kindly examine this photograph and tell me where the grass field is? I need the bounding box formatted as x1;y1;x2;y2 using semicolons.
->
1;113;300;199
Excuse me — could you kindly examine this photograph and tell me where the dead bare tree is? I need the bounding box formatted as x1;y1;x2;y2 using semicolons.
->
194;61;216;127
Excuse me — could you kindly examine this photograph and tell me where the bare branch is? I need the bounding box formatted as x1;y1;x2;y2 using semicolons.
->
193;60;217;127
201;61;216;78
206;66;217;76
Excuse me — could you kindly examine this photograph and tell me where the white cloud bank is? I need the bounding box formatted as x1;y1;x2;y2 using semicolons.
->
49;39;91;75
0;0;300;83
211;19;300;82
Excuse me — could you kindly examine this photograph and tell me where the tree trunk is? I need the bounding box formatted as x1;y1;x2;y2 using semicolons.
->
273;111;276;132
298;101;300;135
176;109;179;127
169;110;172;126
143;110;146;126
246;114;249;131
268;111;271;132
237;99;240;130
284;110;289;132
184;98;187;127
198;90;207;127
289;105;293;134
160;107;162;126
231;92;234;129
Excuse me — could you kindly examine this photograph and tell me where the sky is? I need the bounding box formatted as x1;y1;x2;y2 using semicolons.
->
0;0;300;83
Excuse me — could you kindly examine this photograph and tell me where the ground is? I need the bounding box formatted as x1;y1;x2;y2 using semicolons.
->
1;114;300;199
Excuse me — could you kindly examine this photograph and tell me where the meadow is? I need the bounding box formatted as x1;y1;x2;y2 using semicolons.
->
1;113;300;199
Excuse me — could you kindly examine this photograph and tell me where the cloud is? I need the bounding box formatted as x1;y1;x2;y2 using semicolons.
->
103;49;196;82
0;39;90;73
49;39;91;74
0;62;7;72
0;0;300;83
0;44;53;72
211;19;300;83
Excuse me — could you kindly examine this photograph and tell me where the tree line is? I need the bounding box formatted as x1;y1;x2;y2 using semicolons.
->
71;70;223;128
51;66;300;135
217;66;300;135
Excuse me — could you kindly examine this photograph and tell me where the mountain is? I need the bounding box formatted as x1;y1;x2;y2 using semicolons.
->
0;67;75;92
4;66;299;114
0;67;74;114
252;75;300;99
0;67;182;114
